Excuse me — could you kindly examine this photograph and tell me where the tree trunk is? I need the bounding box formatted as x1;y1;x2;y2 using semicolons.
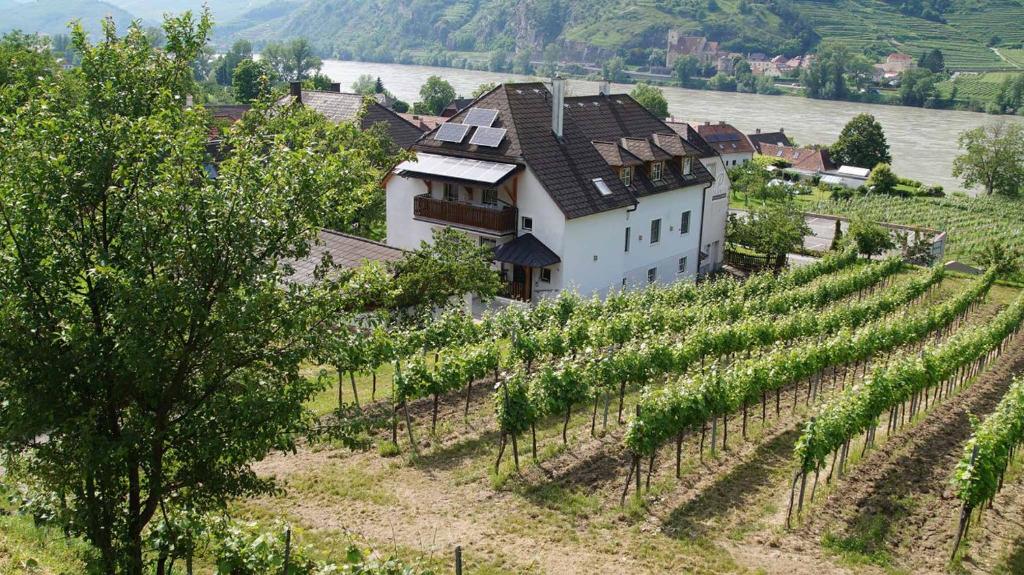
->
563;404;572;444
432;393;439;433
350;371;360;408
618;379;627;423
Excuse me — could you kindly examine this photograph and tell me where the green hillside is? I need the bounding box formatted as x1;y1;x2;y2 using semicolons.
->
219;0;1024;71
103;0;273;23
2;0;136;37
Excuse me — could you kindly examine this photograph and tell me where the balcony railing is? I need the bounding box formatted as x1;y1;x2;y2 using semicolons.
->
413;195;517;235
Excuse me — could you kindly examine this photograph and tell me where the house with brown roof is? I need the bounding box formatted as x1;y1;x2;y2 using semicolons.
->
385;80;726;302
689;121;755;167
278;82;427;149
666;32;723;67
758;143;836;178
747;128;792;153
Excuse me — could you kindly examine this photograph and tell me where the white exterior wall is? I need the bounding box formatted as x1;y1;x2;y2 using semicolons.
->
386;175;437;250
509;167;568;298
717;151;753;168
699;155;730;272
560;185;704;298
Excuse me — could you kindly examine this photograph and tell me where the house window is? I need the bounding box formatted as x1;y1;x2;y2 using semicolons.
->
682;157;692;175
444;183;458;202
678;256;688;274
650;161;664;182
540;268;552;283
620;166;633;187
650;218;661;244
624;226;631;252
482;188;498;206
680;210;691;235
647;267;657;283
521;216;533;231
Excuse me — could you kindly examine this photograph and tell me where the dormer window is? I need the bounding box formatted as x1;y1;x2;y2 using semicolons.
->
650;161;664;182
682;157;692;175
620;166;633;187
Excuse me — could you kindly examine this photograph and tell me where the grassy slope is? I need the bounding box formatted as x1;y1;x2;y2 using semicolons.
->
0;515;95;575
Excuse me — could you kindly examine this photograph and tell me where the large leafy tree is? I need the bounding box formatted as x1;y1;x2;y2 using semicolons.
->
953;122;1024;196
801;44;850;100
391;228;502;309
630;82;669;119
0;31;57;112
847;216;895;259
830;113;892;169
726;202;811;268
415;75;455;115
231;58;275;103
262;37;322;81
0;13;386;573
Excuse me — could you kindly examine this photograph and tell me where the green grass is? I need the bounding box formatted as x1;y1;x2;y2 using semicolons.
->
0;514;97;575
821;514;898;568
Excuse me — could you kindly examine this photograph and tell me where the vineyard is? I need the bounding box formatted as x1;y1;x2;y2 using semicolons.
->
240;251;1024;574
813;194;1024;271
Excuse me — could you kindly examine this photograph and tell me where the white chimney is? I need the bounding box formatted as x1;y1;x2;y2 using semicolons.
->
552;76;565;139
598;81;611;96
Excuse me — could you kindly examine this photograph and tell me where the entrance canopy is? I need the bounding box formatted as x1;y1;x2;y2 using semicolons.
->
493;233;561;268
394;153;519;185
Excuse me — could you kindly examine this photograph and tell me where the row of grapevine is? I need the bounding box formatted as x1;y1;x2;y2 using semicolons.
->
491;258;912;466
790;271;1023;522
950;375;1024;556
623;270;994;481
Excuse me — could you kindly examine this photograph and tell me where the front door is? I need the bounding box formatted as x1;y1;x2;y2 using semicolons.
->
510;265;532;301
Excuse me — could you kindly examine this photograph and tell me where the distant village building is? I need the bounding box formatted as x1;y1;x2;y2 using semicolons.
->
873;52;917;82
666;32;723;67
278;82;427;149
759;143;836;179
688;121;755;166
821;165;872;188
746;128;792;153
385;81;730;303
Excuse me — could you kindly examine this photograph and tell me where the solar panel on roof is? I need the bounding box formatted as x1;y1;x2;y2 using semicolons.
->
463;108;499;127
435;123;471;143
469;126;507;147
704;133;740;143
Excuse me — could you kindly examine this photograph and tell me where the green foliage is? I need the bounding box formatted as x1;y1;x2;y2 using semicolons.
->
830;113;892;169
629;82;669;119
472;82;498;98
802;44;851;100
214;39;252;85
954;374;1024;510
866;163;899;195
673;55;701;87
390;228;502;310
898;68;939;107
847;215;896;259
602;56;627;82
975;238;1023;276
707;72;738;92
231;58;275;104
918;48;945;73
0;31;58;112
0;12;390;572
726;202;811;259
262;37;323;82
416;75;456;116
952;122;1024;196
796;270;1018;474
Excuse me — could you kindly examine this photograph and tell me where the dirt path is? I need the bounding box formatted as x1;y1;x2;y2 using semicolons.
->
785;327;1024;574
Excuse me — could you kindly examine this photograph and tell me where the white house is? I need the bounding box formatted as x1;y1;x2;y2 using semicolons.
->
821;165;871;189
686;120;756;167
385;80;728;302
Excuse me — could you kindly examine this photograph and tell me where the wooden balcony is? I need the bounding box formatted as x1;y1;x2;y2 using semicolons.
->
413;195;517;235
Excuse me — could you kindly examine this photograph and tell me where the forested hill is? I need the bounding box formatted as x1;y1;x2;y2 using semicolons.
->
217;0;1024;71
1;0;135;37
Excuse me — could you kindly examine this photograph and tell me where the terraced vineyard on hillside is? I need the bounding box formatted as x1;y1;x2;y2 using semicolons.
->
233;250;1024;574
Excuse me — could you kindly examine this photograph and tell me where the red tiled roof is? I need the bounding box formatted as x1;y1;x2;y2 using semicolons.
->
760;143;836;173
690;122;756;155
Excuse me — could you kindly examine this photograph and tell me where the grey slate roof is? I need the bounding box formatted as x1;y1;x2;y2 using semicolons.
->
279;90;426;149
286;229;404;285
592;141;644;167
493;233;561;267
665;121;717;158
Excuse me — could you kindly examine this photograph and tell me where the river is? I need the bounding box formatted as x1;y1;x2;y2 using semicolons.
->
321;59;1023;194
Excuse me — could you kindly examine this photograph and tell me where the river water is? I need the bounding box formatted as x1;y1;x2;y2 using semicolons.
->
321;59;1023;194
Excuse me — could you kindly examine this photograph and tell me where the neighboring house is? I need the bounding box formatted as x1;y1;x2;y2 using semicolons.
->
399;113;446;132
758;143;836;180
285;229;405;285
666;32;722;67
441;98;475;118
882;53;916;74
747;128;792;153
278;82;427;149
689;121;755;167
385;80;726;303
665;120;731;275
750;60;782;77
821;165;871;189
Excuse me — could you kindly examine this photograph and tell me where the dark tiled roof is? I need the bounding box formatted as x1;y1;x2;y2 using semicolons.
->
691;122;756;155
279;90;426;149
620;137;673;162
493;233;561;267
207;104;251;122
592;141;643;167
399;113;446;131
665;121;716;158
442;97;475;117
286;229;404;285
414;83;636;219
747;130;792;153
